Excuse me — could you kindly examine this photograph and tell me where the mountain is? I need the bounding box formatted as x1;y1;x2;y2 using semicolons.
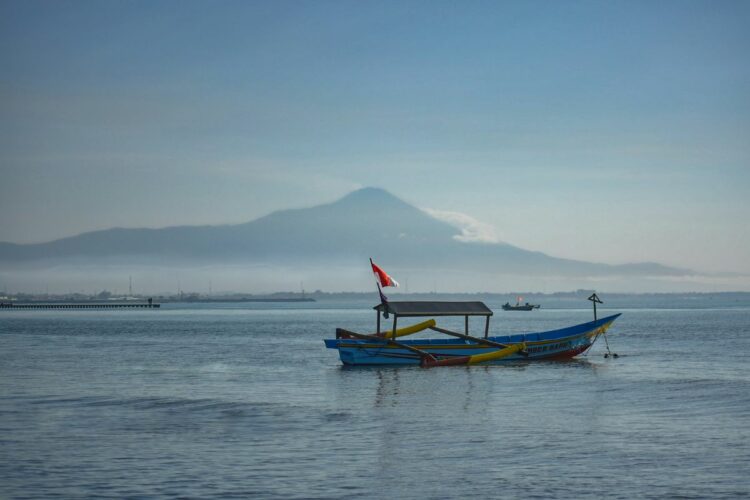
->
0;187;689;277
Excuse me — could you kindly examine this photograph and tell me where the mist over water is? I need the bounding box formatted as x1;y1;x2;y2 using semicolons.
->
3;263;748;295
3;188;747;295
2;300;749;498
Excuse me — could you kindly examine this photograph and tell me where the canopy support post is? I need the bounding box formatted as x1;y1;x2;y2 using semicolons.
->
484;316;490;339
465;315;469;336
376;309;381;335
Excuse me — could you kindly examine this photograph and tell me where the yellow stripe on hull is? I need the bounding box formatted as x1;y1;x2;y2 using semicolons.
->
584;319;616;341
466;342;526;365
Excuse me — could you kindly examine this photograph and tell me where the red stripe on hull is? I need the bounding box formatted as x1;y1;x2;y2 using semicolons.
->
421;355;471;367
542;345;590;360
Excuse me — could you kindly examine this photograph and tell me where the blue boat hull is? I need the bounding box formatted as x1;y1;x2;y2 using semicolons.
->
324;314;621;366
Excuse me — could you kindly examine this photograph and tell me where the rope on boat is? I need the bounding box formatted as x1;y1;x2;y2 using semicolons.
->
601;328;617;358
588;292;618;359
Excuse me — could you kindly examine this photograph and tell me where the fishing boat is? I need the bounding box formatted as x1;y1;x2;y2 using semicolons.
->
324;300;620;367
502;296;540;311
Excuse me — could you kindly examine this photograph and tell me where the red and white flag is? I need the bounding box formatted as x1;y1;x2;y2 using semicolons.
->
370;259;399;288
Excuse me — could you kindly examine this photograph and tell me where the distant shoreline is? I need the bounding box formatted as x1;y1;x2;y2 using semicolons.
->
3;291;750;311
0;297;316;304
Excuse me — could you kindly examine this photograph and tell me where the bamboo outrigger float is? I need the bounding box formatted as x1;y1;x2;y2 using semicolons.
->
324;300;621;367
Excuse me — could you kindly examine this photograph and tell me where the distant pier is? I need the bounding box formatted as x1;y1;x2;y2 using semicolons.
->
0;301;160;310
186;298;316;303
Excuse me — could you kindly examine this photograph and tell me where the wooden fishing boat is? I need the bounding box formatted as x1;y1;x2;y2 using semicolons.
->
324;301;620;367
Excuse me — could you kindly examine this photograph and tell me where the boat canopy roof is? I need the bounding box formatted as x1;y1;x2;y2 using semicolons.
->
374;301;493;317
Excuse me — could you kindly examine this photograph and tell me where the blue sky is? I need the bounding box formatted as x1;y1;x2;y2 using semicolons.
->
1;0;748;276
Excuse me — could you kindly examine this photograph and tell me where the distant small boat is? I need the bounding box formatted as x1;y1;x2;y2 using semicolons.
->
502;296;540;311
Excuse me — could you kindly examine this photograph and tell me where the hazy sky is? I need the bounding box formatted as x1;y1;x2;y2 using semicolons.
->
2;0;748;275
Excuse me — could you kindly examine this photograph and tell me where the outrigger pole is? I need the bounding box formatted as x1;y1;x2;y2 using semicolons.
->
428;325;529;357
337;326;526;368
336;328;437;366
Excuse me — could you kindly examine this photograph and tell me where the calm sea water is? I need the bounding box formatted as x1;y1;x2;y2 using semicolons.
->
1;301;749;499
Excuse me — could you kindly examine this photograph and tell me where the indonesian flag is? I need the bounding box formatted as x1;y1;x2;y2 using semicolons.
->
370;259;399;288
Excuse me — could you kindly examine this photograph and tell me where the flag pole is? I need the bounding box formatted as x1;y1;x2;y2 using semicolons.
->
371;258;390;319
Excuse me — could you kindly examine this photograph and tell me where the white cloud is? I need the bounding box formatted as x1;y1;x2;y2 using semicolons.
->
422;208;502;244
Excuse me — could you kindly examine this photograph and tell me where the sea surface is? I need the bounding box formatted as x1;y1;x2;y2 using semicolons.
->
1;300;749;499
